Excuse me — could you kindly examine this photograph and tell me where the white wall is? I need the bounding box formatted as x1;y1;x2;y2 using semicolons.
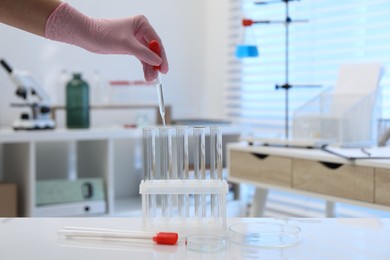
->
0;0;229;128
202;0;229;119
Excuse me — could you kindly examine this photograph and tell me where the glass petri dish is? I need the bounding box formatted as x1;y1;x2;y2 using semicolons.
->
229;222;301;248
185;234;227;252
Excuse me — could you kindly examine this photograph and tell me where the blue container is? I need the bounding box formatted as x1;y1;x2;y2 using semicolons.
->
235;45;259;58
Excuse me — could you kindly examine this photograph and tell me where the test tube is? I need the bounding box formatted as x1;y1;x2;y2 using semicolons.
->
210;126;223;180
193;126;206;218
142;128;156;217
158;127;173;217
210;126;223;217
143;128;156;180
176;126;189;217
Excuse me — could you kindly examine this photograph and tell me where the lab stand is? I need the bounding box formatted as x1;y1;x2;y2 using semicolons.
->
238;0;320;139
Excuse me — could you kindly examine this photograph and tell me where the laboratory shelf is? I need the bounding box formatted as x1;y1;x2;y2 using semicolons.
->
0;126;241;217
0;127;143;217
0;127;142;143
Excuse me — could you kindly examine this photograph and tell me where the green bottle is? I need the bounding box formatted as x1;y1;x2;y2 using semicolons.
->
66;73;90;128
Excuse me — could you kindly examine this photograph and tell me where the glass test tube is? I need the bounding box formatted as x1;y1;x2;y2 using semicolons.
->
176;126;189;217
210;126;223;217
142;128;156;217
158;127;172;217
210;126;223;180
193;126;206;217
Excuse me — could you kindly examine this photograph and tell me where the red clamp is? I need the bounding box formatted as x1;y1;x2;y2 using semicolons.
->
242;19;254;27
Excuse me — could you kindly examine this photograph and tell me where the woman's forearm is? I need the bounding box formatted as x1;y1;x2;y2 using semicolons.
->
0;0;168;81
0;0;61;36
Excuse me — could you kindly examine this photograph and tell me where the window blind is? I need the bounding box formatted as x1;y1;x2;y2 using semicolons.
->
226;0;390;137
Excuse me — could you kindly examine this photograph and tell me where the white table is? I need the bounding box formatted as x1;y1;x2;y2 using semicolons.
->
0;218;389;259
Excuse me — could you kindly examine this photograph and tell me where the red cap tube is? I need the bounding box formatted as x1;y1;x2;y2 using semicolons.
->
152;232;178;245
149;40;161;71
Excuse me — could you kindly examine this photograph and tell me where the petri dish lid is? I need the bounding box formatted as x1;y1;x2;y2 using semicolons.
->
185;234;227;252
229;222;301;248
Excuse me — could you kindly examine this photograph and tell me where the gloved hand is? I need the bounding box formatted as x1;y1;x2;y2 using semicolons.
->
45;3;168;81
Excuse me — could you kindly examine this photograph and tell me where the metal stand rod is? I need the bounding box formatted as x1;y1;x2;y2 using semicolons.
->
253;0;320;139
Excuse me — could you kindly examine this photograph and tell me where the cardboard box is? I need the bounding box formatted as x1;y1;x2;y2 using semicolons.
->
0;183;17;217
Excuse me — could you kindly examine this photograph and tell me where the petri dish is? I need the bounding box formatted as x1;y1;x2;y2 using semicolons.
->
229;222;301;248
185;234;227;252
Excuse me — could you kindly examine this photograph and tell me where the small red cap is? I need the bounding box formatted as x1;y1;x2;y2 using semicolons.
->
152;232;178;245
242;19;254;27
149;40;161;71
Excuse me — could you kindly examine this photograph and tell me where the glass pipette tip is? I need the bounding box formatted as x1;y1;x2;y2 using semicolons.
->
156;74;166;127
149;40;166;127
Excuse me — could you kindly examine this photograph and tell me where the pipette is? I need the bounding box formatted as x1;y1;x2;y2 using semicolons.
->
149;40;166;127
58;226;178;245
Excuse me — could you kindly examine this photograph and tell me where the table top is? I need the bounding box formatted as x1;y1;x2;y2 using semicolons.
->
0;218;389;260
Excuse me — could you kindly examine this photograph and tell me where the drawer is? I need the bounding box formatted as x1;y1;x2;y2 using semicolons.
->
229;151;292;187
292;159;374;202
375;168;390;206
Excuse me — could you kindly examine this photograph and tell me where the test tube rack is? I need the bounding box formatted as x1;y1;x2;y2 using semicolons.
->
139;179;228;229
139;126;228;232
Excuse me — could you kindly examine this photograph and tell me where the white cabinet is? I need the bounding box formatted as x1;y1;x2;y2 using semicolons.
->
0;128;142;217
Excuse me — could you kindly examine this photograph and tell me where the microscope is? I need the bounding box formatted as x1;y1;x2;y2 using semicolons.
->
0;59;55;130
